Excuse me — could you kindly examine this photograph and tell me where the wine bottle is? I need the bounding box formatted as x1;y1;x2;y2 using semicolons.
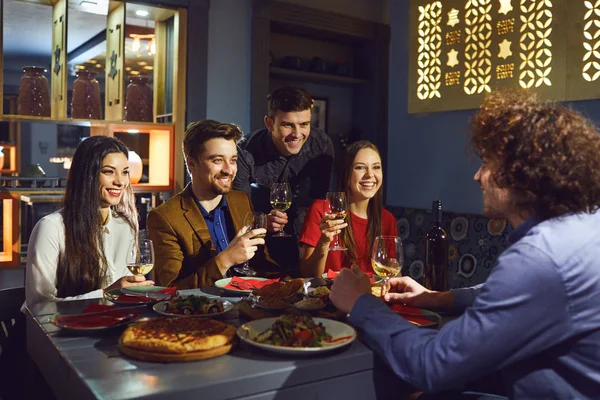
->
424;200;448;291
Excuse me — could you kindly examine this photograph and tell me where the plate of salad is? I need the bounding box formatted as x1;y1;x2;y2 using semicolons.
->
236;314;356;355
153;294;234;317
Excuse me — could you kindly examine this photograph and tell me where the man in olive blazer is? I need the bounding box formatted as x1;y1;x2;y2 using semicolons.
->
147;120;279;289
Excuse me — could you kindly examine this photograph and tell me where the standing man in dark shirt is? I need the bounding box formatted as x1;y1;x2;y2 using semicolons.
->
233;86;335;275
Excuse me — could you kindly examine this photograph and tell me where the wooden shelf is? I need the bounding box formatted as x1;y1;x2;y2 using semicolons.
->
0;114;173;126
269;67;369;86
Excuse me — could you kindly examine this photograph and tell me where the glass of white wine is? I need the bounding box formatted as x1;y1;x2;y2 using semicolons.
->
371;236;403;284
127;239;155;277
270;182;292;238
325;191;347;251
233;212;268;276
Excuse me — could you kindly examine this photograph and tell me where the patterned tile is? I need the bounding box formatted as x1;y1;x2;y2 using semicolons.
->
387;206;512;289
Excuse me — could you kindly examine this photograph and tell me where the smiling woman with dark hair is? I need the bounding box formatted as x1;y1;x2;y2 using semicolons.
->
25;136;153;306
298;140;398;277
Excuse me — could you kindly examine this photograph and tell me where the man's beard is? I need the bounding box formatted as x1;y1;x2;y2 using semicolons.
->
211;174;232;195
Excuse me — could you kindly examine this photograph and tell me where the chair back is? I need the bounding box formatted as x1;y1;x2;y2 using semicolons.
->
0;287;25;351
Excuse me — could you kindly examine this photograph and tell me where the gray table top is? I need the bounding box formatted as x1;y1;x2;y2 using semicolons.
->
25;289;415;400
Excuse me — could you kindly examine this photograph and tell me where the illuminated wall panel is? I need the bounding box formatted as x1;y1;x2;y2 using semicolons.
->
409;0;568;113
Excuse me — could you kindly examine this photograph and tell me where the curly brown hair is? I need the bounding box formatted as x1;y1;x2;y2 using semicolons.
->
470;89;600;220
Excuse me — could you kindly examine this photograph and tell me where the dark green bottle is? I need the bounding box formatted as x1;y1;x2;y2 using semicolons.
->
424;200;448;291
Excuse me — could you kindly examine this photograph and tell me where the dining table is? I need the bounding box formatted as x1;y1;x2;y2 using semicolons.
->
24;286;437;400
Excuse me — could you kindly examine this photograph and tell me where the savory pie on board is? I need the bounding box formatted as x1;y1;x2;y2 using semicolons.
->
118;317;236;362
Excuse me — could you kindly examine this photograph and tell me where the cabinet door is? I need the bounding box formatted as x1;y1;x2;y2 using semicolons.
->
105;2;125;121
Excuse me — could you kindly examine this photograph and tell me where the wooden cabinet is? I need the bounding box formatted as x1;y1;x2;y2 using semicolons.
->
0;0;188;266
251;0;390;154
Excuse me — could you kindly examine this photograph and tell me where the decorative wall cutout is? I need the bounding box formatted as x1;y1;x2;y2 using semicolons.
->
497;18;515;35
464;0;492;95
583;0;600;82
519;0;553;89
417;1;443;100
408;0;572;113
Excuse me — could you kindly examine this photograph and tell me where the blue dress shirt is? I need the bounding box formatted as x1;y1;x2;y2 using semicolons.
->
192;191;234;255
349;211;600;399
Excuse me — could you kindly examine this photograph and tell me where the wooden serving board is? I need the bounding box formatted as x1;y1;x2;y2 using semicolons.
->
238;300;346;321
118;337;235;362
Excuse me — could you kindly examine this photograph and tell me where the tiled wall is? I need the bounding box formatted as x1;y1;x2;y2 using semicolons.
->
387;206;513;289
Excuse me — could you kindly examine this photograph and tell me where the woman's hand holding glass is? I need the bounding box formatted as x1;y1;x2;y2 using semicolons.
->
317;212;348;247
325;192;348;251
233;212;268;276
104;239;156;292
126;239;155;277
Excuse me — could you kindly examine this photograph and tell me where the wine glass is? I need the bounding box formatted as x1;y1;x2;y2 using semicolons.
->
270;182;292;237
126;239;155;277
325;192;347;251
371;236;403;285
233;212;268;276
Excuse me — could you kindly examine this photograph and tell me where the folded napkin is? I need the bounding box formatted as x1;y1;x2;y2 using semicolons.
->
326;269;375;282
223;276;278;291
389;304;434;326
54;305;143;328
116;286;177;303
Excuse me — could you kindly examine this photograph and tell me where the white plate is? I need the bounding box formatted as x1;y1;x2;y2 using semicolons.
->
237;317;356;355
214;277;271;295
153;297;234;317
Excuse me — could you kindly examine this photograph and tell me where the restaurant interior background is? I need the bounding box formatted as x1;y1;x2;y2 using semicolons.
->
2;0;598;290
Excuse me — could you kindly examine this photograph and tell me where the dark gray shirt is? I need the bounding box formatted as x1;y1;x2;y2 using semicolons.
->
233;126;335;273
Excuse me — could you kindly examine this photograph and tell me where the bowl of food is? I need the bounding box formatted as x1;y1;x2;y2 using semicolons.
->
294;297;326;311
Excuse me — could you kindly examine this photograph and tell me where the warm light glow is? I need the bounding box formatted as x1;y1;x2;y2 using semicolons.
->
148;38;156;56
130;34;156;56
96;63;102;68
499;0;514;15
130;71;140;75
135;10;149;17
498;39;513;59
88;59;97;63
75;65;86;70
137;61;148;66
447;49;459;67
143;66;154;70
447;8;460;27
125;67;132;71
127;129;140;134
132;37;141;52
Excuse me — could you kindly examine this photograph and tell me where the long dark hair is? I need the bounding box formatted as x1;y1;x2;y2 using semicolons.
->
56;136;138;297
339;141;383;267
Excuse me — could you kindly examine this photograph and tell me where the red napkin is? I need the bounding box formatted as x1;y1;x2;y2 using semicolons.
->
116;286;177;303
223;276;278;291
54;305;143;328
326;269;375;282
389;304;434;326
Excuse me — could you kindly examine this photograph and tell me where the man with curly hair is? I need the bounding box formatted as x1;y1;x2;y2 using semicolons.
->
329;90;600;398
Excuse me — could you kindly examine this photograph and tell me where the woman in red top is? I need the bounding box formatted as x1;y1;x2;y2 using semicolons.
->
299;141;398;277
